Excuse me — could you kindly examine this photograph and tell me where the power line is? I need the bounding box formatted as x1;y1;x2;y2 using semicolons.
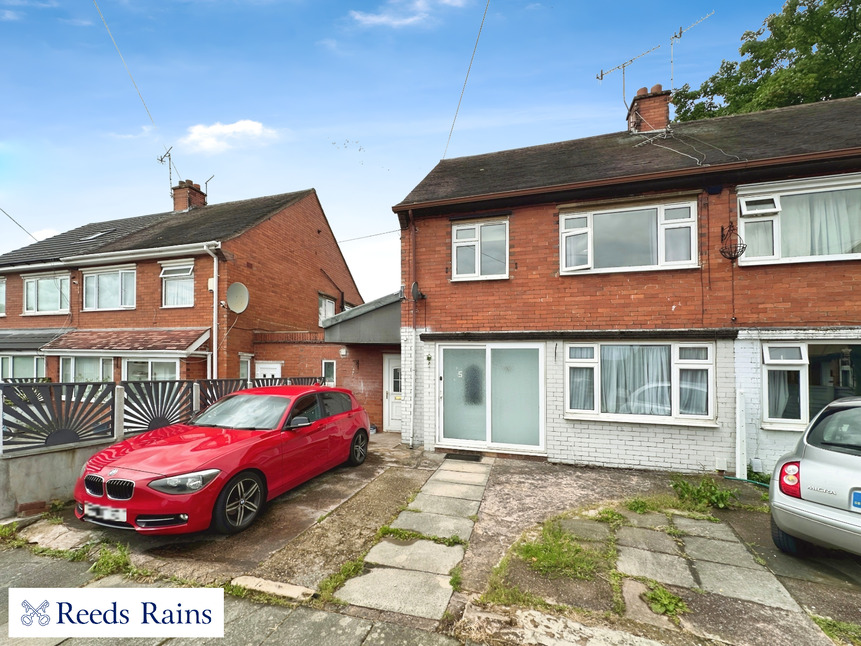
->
0;206;39;242
443;0;491;160
338;229;400;244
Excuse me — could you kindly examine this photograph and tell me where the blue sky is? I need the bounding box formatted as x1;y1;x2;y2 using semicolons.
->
1;0;785;301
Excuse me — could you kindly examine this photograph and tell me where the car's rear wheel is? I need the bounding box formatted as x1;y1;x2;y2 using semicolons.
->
347;430;368;466
212;471;265;534
770;516;809;556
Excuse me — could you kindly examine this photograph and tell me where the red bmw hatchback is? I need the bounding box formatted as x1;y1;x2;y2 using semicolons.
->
74;385;371;535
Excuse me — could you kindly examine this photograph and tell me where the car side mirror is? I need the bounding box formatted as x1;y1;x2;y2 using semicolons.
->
289;416;311;429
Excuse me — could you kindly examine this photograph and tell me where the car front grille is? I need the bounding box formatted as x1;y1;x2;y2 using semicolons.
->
84;475;104;497
106;479;135;500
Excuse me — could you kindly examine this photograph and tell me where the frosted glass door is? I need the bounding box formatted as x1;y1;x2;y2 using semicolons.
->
490;348;540;446
442;348;487;441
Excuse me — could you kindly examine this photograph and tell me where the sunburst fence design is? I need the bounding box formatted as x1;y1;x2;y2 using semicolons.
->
122;380;195;436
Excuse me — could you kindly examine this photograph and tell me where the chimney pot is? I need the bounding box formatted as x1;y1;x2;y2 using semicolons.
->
650;83;663;94
172;178;208;212
627;83;672;133
636;87;648;97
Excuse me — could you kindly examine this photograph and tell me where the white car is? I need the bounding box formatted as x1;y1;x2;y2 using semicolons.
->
770;398;861;557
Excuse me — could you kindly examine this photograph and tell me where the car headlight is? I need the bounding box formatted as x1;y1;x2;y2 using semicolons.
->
149;469;221;495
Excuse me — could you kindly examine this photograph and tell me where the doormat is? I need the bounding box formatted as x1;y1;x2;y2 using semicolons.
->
444;453;482;462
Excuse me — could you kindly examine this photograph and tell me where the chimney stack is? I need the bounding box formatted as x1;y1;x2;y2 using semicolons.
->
627;84;671;133
172;179;207;212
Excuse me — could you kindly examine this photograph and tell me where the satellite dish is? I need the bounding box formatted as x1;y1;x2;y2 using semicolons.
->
411;281;425;301
225;282;249;314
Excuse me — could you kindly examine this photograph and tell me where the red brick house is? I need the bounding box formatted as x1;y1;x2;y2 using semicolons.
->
0;181;366;393
394;86;861;473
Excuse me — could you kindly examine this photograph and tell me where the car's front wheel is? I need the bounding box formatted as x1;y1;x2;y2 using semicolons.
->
212;471;265;534
347;430;368;466
770;516;809;556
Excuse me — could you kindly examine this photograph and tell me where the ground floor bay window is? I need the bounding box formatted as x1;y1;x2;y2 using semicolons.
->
439;344;544;452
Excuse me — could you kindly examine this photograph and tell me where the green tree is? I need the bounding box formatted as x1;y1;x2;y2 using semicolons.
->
674;0;861;121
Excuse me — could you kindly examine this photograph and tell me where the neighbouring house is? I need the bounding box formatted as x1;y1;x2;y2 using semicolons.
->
393;85;861;474
0;181;399;428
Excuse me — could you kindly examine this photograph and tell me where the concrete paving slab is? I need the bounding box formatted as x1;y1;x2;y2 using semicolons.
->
363;621;462;646
557;518;612;542
365;538;464;575
683;535;760;569
168;599;294;646
419;480;485;501
616;546;697;588
695;560;799;611
672;516;738;541
230;575;315;601
429;469;489;486
621;580;678;631
438;460;492;474
18;521;96;552
391;511;473;541
617;526;680;555
407;493;480;518
336;568;453;620
261;605;372;646
619;510;669;529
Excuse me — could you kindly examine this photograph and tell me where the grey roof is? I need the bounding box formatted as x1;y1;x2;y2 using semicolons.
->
0;190;315;268
320;292;401;328
395;97;861;211
0;328;70;351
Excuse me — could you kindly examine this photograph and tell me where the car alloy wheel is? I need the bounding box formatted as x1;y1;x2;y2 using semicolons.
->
213;471;264;534
348;430;368;466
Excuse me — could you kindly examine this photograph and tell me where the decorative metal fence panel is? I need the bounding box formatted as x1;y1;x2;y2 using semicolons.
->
122;380;195;436
252;378;291;387
198;379;248;411
286;376;325;385
1;383;115;454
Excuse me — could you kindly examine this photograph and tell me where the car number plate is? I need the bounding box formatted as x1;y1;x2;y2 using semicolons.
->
84;503;127;522
852;491;861;512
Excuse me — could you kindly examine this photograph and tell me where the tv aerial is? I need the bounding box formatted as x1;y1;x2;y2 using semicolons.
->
670;11;715;90
597;45;661;109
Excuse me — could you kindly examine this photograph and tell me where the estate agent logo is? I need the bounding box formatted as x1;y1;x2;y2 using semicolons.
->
21;600;50;627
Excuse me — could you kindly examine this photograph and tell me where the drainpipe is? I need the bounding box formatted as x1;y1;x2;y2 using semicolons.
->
409;209;416;449
204;244;220;378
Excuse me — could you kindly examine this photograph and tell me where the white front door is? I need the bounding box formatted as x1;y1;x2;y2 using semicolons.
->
255;361;282;379
383;354;402;432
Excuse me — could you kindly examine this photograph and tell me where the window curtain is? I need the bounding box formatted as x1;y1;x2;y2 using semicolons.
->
767;370;792;419
164;277;193;306
679;369;708;415
568;366;594;410
601;345;670;415
781;188;861;257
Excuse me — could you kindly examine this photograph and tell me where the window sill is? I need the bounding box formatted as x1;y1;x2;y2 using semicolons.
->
760;421;807;433
450;275;509;282
22;311;70;316
739;253;861;268
161;304;195;309
563;412;719;429
82;307;136;313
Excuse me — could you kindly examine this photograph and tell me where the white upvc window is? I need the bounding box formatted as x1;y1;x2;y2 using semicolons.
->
564;341;714;421
239;354;252;382
160;260;194;308
560;201;697;274
559;202;697;274
319;295;336;326
23;272;70;314
1;355;46;380
452;219;509;280
739;174;861;265
124;358;179;381
60;356;113;382
762;343;809;427
0;278;5;316
82;266;135;311
322;360;336;386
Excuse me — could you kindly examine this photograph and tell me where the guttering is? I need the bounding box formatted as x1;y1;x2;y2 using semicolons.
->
0;242;223;275
204;243;220;378
392;147;861;214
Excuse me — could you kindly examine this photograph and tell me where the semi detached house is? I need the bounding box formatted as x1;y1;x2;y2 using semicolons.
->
394;85;861;474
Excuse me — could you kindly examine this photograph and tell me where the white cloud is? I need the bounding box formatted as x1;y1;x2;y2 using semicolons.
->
61;17;93;26
349;0;467;28
180;120;278;154
0;9;20;19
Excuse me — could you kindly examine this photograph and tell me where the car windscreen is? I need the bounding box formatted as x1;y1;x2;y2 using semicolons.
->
193;394;291;430
806;406;861;456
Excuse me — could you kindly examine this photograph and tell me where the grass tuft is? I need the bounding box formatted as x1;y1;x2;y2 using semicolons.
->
514;520;605;580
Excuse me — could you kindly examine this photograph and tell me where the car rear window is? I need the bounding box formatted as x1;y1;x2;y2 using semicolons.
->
322;392;352;416
807;406;861;456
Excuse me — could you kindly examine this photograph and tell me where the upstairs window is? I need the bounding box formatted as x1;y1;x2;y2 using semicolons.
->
160;261;194;308
0;278;5;315
561;202;697;274
24;273;70;314
83;266;135;311
452;220;508;280
739;175;861;264
319;295;335;325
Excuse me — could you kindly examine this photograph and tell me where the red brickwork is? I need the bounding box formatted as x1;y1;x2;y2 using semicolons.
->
401;187;861;333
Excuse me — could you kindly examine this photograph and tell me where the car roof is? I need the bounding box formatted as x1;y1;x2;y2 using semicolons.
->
823;396;861;409
233;385;351;398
